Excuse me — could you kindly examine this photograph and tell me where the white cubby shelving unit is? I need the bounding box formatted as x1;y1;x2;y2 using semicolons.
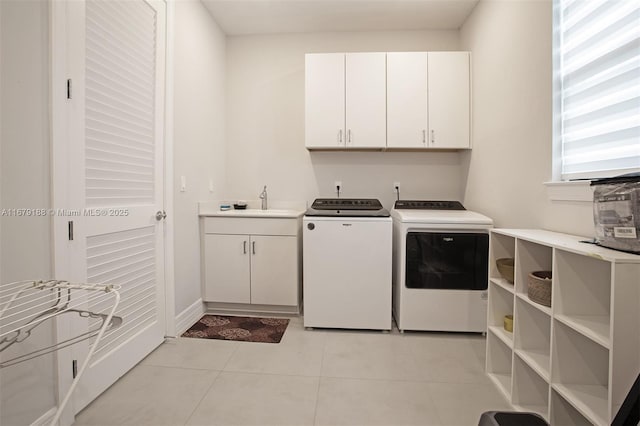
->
486;229;640;425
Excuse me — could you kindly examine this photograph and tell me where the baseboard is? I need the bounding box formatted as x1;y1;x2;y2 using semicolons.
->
174;298;205;336
204;301;300;316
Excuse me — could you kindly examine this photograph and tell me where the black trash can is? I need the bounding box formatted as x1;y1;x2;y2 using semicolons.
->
478;411;548;426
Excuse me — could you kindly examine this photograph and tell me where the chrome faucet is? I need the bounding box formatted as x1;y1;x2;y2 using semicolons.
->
259;185;268;210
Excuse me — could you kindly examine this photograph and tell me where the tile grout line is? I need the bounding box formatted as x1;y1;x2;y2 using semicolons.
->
182;339;242;425
77;328;507;426
182;369;222;426
219;340;242;372
316;372;492;386
312;329;328;426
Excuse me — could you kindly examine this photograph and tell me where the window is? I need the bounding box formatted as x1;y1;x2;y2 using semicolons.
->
554;0;640;180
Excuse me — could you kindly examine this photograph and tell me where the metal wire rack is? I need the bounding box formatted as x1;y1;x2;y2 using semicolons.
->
0;279;122;425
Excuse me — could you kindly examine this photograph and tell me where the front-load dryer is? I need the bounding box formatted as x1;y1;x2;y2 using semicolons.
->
391;200;493;333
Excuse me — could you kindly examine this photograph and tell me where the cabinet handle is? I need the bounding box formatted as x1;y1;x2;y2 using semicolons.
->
422;129;426;145
431;129;435;144
338;129;343;145
243;240;247;254
347;129;352;144
252;241;256;255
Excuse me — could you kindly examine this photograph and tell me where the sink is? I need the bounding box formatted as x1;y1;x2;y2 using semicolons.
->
212;208;304;218
245;209;292;215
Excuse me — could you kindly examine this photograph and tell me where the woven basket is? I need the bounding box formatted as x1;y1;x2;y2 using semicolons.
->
528;271;552;307
496;258;514;284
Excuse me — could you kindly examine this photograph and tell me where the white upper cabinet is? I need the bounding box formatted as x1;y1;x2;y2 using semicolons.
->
427;51;470;149
305;53;345;149
387;51;470;149
345;53;387;148
387;52;429;148
306;51;470;150
305;52;386;149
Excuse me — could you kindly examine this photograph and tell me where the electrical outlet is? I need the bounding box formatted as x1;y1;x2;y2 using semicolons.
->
334;181;342;191
393;181;401;191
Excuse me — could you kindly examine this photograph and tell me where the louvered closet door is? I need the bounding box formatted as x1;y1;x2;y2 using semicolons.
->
66;0;166;412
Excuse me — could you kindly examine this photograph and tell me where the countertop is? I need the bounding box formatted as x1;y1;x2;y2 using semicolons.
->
198;201;306;218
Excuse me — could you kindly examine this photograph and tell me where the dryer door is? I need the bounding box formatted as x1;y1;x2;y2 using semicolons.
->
405;232;488;290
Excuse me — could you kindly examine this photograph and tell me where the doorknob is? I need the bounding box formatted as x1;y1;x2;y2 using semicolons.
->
155;210;167;221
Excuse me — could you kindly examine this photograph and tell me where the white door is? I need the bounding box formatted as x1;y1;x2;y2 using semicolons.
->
204;234;250;303
345;53;387;148
250;235;298;306
304;53;345;149
427;52;471;149
62;0;167;412
387;52;428;148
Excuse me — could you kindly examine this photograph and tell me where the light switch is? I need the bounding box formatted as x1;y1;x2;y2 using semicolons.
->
209;179;214;193
180;176;186;192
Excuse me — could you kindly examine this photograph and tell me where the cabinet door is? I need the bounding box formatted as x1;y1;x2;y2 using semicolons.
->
345;52;387;148
305;53;346;149
427;52;470;149
204;234;250;303
249;235;298;306
387;52;428;148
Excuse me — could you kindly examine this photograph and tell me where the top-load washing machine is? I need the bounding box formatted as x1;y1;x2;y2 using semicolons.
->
391;200;493;333
303;198;392;331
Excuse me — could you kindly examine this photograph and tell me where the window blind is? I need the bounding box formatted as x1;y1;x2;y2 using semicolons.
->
558;0;640;180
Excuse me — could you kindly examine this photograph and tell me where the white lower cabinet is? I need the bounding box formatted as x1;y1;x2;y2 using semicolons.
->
204;234;251;303
487;229;640;425
202;217;301;311
249;235;298;306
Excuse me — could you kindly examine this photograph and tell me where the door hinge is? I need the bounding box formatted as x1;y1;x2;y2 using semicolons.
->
72;359;78;378
67;78;72;99
68;221;74;241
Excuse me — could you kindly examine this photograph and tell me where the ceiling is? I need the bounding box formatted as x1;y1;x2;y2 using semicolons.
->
200;0;480;35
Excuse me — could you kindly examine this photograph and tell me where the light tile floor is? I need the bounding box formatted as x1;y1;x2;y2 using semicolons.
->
74;317;511;426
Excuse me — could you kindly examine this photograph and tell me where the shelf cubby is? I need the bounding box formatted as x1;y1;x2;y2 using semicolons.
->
490;232;516;291
514;296;551;380
517;291;551;316
490;277;514;294
515;239;553;298
487;330;513;400
487;281;514;348
512;354;549;421
610;263;640;419
552;320;609;425
490;233;515;277
551;389;594;425
488;229;640;425
554;249;611;348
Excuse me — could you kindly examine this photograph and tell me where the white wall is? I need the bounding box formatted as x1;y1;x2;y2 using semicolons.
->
181;0;597;327
0;0;57;424
225;30;463;209
460;0;594;236
173;0;227;315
